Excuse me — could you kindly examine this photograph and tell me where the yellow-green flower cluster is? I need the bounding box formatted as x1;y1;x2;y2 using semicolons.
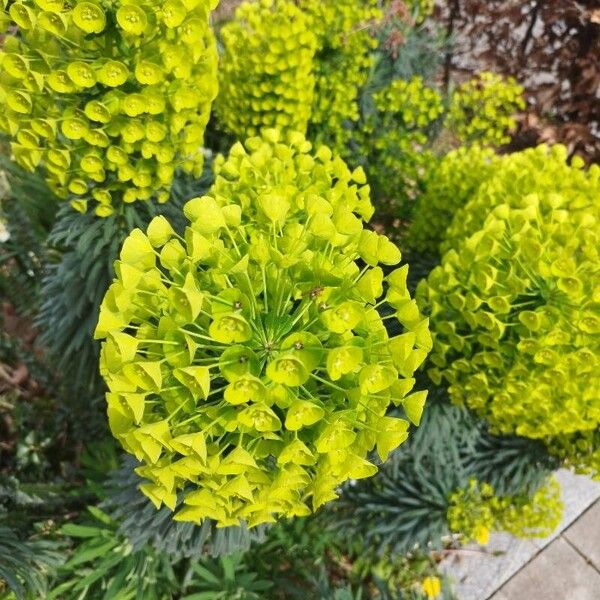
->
216;0;317;139
417;146;600;454
373;77;444;143
0;0;219;217
448;478;563;544
448;72;525;146
300;0;381;154
96;130;431;528
408;146;499;254
362;76;444;199
442;145;600;253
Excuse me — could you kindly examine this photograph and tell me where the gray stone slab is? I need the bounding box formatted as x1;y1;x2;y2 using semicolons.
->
487;592;509;600
530;471;600;550
440;535;538;600
563;500;600;572
498;537;600;600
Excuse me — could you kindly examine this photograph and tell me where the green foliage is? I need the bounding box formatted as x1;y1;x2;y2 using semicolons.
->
0;201;43;318
417;145;600;473
243;509;452;599
365;10;445;99
407;146;499;254
49;507;183;600
50;474;450;600
0;527;63;600
447;72;525;146
37;167;209;408
217;0;317;138
181;553;272;599
356;70;522;219
447;477;563;544
0;156;57;315
38;205;152;397
95;129;431;528
0;0;218;216
0;150;57;235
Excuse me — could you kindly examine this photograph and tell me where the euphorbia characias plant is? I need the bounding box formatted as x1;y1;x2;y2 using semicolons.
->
96;130;431;528
417;147;600;472
0;0;219;216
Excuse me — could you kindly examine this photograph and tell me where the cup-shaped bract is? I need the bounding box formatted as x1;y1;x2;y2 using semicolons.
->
448;72;525;147
216;0;317;138
417;152;600;463
0;0;219;216
96;130;431;528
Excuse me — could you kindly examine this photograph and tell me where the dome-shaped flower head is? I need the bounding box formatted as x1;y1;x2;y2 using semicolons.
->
417;147;600;468
0;0;219;216
96;130;431;528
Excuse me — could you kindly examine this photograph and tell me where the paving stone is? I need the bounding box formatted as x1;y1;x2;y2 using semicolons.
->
487;592;510;600
563;500;600;572
498;537;600;600
440;535;539;600
441;471;600;599
530;471;600;550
